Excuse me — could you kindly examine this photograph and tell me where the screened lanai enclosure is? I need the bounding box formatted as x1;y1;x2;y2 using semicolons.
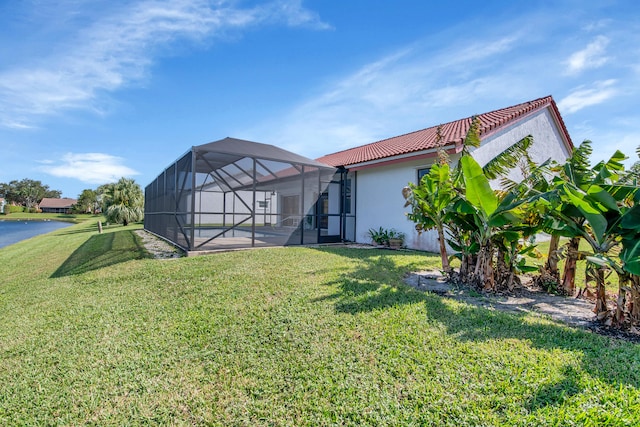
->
145;138;356;253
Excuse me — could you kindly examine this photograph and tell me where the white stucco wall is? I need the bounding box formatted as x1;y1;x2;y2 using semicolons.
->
355;158;447;252
471;108;571;180
354;106;572;252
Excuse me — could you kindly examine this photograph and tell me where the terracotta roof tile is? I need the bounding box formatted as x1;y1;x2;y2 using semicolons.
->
317;96;572;167
39;197;77;208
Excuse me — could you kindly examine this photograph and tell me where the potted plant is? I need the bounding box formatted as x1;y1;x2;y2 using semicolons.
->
368;227;390;247
387;229;405;249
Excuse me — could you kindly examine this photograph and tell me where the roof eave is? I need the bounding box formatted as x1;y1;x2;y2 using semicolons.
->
343;144;459;171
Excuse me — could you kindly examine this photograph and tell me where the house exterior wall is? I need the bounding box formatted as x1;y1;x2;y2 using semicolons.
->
354;156;462;252
353;107;571;252
41;207;72;214
470;108;571;180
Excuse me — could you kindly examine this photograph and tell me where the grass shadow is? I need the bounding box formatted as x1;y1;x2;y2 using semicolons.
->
54;226;101;236
309;246;429;312
312;246;640;413
526;365;583;411
51;230;151;278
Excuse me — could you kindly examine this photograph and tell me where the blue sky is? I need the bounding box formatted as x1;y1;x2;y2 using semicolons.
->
1;0;639;198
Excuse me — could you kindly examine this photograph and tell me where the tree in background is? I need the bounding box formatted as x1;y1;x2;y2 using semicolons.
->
0;179;61;208
75;189;99;214
96;183;115;213
103;178;144;226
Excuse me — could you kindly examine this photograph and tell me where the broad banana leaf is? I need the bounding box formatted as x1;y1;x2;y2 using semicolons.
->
561;183;608;244
460;154;498;216
587;184;619;212
621;205;640;231
620;238;640;275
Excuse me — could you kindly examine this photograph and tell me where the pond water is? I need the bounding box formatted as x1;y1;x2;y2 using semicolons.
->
0;220;73;249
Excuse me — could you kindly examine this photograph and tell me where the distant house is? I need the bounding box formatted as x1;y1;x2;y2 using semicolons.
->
39;197;77;214
0;197;5;214
317;95;573;252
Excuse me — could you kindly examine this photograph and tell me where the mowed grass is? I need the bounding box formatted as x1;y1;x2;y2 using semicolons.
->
0;221;639;426
1;212;99;222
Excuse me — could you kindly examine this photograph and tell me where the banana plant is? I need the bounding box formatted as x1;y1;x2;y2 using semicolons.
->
450;153;537;290
542;141;595;294
546;150;638;319
612;202;640;323
403;149;456;271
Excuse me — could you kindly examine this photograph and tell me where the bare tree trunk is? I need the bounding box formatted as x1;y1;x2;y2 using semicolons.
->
436;225;450;272
561;237;580;296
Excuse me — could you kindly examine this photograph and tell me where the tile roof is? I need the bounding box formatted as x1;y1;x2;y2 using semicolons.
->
317;95;572;168
39;197;77;208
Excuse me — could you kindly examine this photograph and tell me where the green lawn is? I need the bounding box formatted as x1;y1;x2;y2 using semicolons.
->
0;221;638;425
1;212;99;223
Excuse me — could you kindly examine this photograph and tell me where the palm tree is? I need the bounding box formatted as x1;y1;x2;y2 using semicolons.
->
103;178;144;226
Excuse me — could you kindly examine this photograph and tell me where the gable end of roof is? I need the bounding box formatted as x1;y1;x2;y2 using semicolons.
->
318;95;573;168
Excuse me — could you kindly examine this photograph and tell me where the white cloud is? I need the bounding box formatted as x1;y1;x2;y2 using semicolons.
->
565;35;610;75
583;19;612;32
256;0;332;30
42;153;139;184
0;0;329;129
248;33;527;158
557;80;617;114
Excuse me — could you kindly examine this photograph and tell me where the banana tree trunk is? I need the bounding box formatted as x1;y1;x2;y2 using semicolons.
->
436;225;450;272
474;244;495;291
631;275;640;323
495;247;515;291
561;237;580;296
594;267;609;320
614;273;628;326
545;234;560;280
459;252;474;283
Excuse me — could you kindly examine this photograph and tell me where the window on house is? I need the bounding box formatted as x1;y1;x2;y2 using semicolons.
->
417;167;430;182
344;178;352;214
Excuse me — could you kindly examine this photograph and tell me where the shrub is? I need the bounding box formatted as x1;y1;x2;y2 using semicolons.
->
368;227;406;247
368;227;389;245
387;229;406;241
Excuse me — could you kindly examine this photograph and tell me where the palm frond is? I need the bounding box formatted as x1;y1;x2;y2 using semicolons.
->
482;135;534;180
